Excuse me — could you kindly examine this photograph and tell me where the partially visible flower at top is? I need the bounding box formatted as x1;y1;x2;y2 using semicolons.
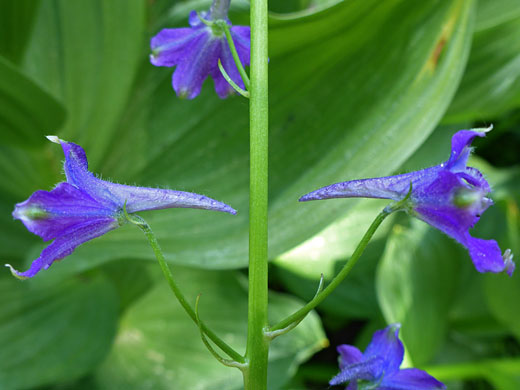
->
300;127;515;276
6;136;236;279
150;0;250;99
330;324;446;390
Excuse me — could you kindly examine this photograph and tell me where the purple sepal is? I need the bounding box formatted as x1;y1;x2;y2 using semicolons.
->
300;128;514;276
330;324;445;390
329;357;382;386
381;368;447;390
7;137;236;278
7;217;118;279
150;10;250;99
12;182;114;241
363;324;404;376
338;345;363;368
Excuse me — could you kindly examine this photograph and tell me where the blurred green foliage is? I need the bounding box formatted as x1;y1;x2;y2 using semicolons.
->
0;0;519;389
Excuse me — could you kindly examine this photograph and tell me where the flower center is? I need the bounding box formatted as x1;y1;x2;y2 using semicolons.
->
453;187;491;213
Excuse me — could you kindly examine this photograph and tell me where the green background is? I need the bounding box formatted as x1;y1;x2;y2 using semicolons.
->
0;0;519;388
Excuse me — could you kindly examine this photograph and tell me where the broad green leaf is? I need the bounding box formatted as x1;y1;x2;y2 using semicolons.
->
444;7;520;122
0;0;40;64
22;0;146;166
0;274;118;390
93;268;326;390
428;359;520;389
376;221;461;365
485;359;520;390
0;56;65;147
68;0;476;270
484;268;520;341
475;0;520;31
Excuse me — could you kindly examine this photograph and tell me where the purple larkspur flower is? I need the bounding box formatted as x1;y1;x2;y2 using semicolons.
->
6;136;236;279
300;127;515;276
330;324;446;390
150;0;250;99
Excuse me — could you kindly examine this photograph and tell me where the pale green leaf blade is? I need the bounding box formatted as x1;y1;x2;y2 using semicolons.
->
22;0;146;165
0;56;65;147
376;221;461;365
0;275;118;390
444;1;520;122
94;268;326;390
0;0;40;64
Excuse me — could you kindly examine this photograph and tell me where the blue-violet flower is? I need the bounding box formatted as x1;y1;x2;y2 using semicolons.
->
300;127;515;276
330;324;446;390
150;0;250;99
6;136;236;279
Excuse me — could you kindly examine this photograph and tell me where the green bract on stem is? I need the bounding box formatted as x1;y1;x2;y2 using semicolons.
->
123;204;245;364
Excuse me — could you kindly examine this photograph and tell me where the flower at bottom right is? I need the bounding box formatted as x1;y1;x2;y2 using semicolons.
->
329;324;446;390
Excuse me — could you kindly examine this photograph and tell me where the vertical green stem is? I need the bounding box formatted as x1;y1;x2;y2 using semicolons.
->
246;0;270;388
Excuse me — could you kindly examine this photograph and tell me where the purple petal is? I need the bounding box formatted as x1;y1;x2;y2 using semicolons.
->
189;10;203;27
457;167;491;193
12;182;113;241
150;28;204;67
380;368;446;390
230;26;251;66
414;186;512;275
337;345;363;369
329;357;383;386
466;236;513;274
416;206;512;274
445;128;489;171
172;31;220;99
346;381;358;390
363;324;404;375
6;217;118;279
103;182;237;215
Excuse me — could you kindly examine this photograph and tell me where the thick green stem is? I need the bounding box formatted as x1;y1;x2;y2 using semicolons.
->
270;209;390;332
130;214;245;364
245;0;270;388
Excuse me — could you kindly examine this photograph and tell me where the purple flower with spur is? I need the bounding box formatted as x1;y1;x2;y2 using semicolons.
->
6;136;236;279
330;324;445;390
300;127;515;276
150;0;250;99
